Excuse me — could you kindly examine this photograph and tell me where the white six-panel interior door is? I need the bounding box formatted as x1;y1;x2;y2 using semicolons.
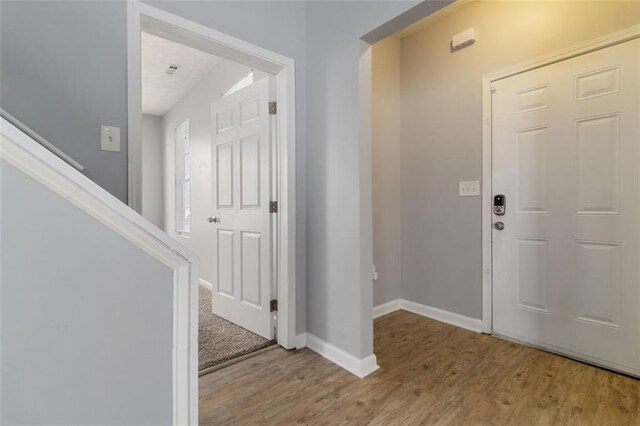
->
210;77;274;340
491;39;640;376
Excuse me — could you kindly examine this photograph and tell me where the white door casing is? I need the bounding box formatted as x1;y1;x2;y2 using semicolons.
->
211;76;274;339
491;39;640;376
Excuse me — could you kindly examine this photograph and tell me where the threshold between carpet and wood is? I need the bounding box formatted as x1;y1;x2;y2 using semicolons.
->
199;286;274;375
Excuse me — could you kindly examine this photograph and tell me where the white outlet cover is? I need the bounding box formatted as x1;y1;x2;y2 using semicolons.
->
101;125;120;152
459;180;480;197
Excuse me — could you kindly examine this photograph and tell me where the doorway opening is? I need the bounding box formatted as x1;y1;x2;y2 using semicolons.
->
127;1;297;377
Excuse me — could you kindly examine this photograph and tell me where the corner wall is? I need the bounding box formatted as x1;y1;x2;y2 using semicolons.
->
304;1;427;359
372;37;402;306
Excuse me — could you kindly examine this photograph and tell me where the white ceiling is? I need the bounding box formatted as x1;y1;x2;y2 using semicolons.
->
142;32;222;116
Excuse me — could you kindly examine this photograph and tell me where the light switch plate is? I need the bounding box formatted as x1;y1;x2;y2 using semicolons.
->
459;180;480;197
101;125;120;152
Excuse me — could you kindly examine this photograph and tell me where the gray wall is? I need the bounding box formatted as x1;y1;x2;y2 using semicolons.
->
304;1;434;358
372;37;402;306
1;162;174;425
370;0;640;319
0;1;129;201
0;0;457;361
162;59;252;285
142;114;164;228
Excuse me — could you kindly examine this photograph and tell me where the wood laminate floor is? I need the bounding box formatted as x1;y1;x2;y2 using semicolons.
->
199;310;640;425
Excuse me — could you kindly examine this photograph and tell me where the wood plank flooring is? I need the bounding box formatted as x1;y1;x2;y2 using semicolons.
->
199;310;640;425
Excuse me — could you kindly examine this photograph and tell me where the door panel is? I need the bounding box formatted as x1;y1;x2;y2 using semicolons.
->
515;237;550;313
240;231;262;307
217;230;235;298
216;143;234;208
492;39;639;375
240;135;261;208
516;126;549;213
576;114;620;214
211;77;273;339
575;240;620;328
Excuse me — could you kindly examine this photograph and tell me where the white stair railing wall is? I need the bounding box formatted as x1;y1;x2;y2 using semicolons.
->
0;116;198;425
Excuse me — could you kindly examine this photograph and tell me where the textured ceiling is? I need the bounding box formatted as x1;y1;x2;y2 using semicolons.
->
142;32;222;116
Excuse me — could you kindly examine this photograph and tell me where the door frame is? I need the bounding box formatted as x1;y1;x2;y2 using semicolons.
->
481;25;640;334
127;1;296;347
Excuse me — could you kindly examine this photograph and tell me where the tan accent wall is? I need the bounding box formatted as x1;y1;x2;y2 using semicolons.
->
372;0;639;316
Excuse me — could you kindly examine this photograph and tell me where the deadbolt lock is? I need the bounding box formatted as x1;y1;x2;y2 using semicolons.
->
493;194;506;216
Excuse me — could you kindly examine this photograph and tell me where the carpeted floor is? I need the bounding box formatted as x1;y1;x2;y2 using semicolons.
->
199;286;274;372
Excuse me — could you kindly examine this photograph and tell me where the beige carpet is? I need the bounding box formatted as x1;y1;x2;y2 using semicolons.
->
199;286;274;372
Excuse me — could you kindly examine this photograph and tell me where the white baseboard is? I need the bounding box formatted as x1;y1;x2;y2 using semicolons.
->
303;333;379;378
198;278;213;291
373;299;482;333
401;300;482;332
373;299;402;318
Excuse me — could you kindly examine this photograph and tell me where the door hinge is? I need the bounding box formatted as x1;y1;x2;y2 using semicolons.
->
268;101;277;115
269;201;278;213
270;299;278;312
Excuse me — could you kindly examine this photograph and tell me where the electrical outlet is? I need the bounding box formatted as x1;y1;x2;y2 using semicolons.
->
101;125;120;152
459;180;480;197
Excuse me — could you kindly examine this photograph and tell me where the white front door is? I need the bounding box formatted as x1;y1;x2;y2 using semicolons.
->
492;39;640;376
210;76;274;339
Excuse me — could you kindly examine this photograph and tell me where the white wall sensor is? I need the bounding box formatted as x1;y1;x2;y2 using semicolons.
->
452;28;476;51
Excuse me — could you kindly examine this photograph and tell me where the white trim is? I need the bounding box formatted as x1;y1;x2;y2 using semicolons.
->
304;333;380;379
198;278;213;291
372;299;482;333
401;300;482;333
174;119;190;236
481;25;640;335
173;263;198;426
481;74;493;334
0;116;198;425
0;108;84;172
373;299;401;319
483;25;640;85
127;0;142;213
359;355;380;378
127;1;296;351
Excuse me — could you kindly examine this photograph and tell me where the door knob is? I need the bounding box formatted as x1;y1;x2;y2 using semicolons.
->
494;221;504;230
207;216;219;223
